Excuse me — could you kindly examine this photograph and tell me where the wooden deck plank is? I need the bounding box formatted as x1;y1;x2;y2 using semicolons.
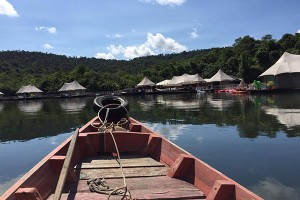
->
56;191;206;199
54;176;206;199
51;155;206;199
78;166;168;179
78;157;165;169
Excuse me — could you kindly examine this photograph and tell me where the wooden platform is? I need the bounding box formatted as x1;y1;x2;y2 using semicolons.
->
48;155;206;199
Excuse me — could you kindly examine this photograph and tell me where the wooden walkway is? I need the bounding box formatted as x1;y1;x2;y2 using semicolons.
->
48;155;206;199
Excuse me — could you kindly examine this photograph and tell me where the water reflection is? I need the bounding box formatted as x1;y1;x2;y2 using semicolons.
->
18;100;43;115
0;103;3;112
146;123;187;141
263;107;300;129
0;98;94;143
156;95;205;109
208;98;234;111
251;177;300;200
59;98;87;113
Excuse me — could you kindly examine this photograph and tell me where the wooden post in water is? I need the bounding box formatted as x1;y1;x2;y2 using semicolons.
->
53;128;79;200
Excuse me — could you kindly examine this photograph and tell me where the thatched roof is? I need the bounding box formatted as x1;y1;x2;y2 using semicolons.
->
16;84;43;94
58;81;86;92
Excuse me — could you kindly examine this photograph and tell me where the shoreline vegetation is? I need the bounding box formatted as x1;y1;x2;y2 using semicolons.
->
1;33;300;96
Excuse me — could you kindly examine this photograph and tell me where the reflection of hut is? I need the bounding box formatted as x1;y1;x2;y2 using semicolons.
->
18;101;43;114
259;52;300;89
156;95;205;109
59;98;86;112
0;103;3;112
58;81;86;97
207;95;234;111
16;84;43;99
264;107;300;128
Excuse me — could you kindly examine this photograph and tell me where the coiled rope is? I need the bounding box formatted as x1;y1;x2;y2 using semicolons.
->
89;103;132;200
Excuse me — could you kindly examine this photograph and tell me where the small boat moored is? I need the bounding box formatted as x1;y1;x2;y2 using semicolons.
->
1;95;263;200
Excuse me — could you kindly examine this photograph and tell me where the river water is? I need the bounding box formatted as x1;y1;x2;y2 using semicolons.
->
0;93;300;200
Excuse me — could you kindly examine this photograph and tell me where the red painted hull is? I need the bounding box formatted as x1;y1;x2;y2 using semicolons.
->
1;117;263;200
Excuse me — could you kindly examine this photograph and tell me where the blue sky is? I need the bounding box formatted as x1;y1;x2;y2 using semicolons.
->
1;0;300;60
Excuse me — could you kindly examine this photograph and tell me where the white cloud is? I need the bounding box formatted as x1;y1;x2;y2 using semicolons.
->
251;177;300;200
106;33;123;38
95;53;115;60
190;28;199;39
95;32;187;60
42;44;54;49
140;0;186;6
123;44;154;59
146;33;187;52
0;0;18;17
297;29;300;33
107;44;154;59
35;26;57;34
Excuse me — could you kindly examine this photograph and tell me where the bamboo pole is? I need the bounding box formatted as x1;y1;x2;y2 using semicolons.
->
53;128;79;200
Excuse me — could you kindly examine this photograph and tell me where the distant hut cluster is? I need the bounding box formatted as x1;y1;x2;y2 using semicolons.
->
136;51;300;92
137;70;241;93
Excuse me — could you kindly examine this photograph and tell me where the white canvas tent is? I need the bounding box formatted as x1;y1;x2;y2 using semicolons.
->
167;73;205;86
259;52;300;77
208;69;236;82
58;81;86;92
156;79;171;86
136;77;155;88
259;52;300;89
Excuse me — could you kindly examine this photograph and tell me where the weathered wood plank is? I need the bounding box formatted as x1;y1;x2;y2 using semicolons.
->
65;176;204;193
53;128;80;200
55;190;205;200
78;166;168;179
77;157;165;169
48;172;206;199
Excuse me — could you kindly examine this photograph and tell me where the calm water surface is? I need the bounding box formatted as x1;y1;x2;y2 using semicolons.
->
1;93;300;200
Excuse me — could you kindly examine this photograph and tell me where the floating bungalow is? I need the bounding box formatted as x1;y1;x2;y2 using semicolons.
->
259;52;300;89
0;92;3;100
207;69;239;90
58;81;86;97
136;76;155;88
134;76;156;94
16;84;43;99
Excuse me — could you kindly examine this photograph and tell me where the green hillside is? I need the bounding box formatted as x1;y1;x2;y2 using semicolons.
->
1;33;300;95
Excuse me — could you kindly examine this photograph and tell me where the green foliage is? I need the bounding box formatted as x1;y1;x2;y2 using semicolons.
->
1;33;300;94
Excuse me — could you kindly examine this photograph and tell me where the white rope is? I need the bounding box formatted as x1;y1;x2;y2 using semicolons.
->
91;103;132;200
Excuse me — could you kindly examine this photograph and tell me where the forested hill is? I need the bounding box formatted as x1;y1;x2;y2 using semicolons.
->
0;33;300;95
